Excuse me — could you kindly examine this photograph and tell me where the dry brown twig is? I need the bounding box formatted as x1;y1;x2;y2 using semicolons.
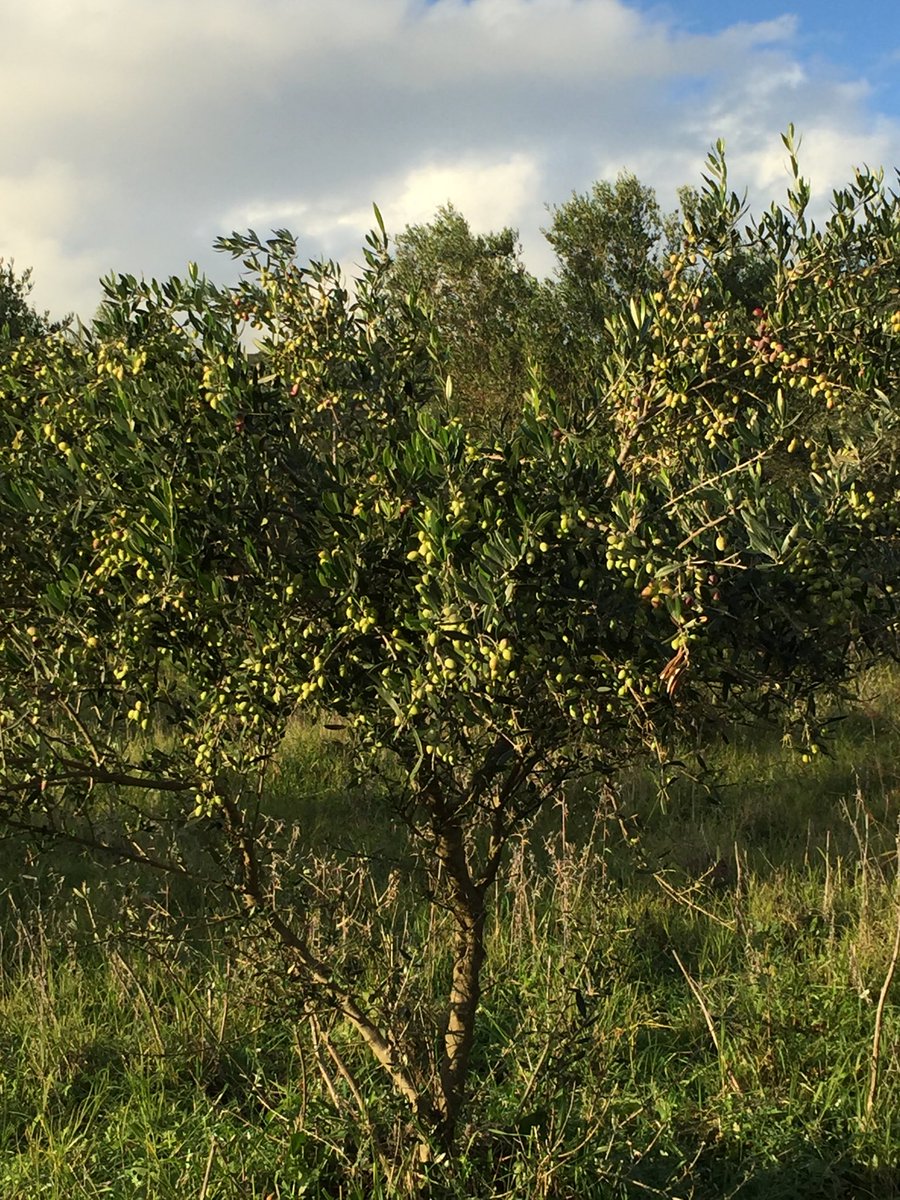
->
672;949;741;1095
865;831;900;1122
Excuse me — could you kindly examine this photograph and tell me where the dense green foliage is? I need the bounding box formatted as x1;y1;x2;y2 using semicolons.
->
1;133;899;1184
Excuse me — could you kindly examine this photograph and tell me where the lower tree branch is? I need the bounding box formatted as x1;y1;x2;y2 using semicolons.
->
218;792;437;1128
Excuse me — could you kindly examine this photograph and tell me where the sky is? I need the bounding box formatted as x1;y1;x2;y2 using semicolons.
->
2;0;898;324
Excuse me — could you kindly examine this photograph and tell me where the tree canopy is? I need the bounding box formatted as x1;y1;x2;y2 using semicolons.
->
1;134;899;1168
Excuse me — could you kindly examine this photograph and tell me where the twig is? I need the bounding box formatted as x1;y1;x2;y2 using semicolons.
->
653;873;736;930
662;447;770;510
198;1136;217;1200
110;948;166;1056
672;950;741;1094
318;1020;369;1120
865;889;900;1120
309;1014;343;1112
0;812;206;882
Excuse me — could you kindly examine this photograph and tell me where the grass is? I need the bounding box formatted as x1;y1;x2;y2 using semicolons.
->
2;674;900;1197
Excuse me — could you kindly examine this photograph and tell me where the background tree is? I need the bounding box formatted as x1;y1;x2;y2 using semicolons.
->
387;204;543;427
0;259;54;341
546;172;665;302
1;145;899;1182
542;173;670;383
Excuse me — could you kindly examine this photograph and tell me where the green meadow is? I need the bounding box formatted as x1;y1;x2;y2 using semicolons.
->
2;671;899;1198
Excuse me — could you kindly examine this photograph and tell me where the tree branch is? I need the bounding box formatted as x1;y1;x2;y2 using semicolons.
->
216;792;436;1128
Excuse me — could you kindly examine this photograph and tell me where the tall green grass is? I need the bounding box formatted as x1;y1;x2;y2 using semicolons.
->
2;674;899;1197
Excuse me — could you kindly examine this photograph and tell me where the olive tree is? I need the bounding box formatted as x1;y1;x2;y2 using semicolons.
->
1;143;898;1167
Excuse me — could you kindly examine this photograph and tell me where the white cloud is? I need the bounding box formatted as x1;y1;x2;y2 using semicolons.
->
381;153;541;233
219;152;541;280
0;161;108;319
1;0;898;319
